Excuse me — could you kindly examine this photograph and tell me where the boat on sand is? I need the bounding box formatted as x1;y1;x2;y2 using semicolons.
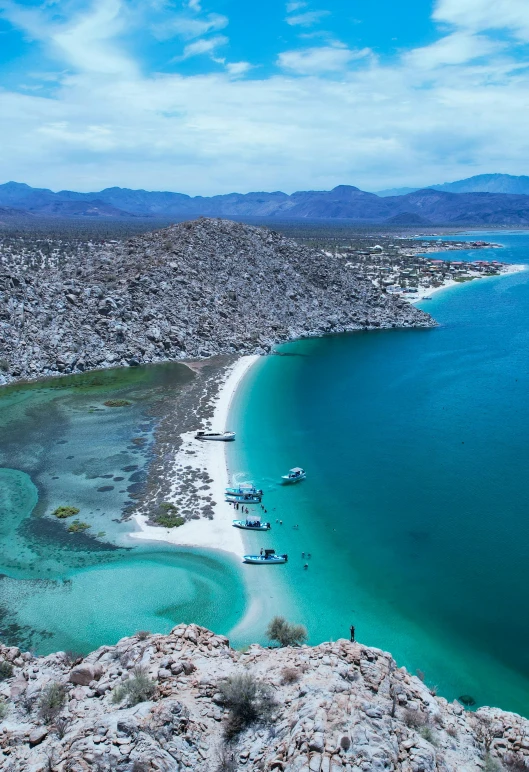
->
195;430;235;441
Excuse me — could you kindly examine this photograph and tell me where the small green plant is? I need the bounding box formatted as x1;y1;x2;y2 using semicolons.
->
53;506;80;519
0;698;8;719
0;661;14;680
484;755;502;772
419;726;438;746
280;666;300;685
266;616;307;647
68;520;91;533
218;673;276;740
39;682;67;723
156;513;185;528
104;399;132;407
111;666;156;706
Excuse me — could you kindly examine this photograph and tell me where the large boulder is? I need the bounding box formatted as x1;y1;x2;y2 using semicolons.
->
69;663;103;686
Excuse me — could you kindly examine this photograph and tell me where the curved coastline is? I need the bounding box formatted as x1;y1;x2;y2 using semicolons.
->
130;355;260;557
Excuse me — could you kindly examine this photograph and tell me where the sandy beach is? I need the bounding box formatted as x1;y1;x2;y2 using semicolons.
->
409;263;527;304
130;355;260;557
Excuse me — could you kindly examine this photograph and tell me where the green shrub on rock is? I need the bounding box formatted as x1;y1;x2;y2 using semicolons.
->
266;616;307;647
53;506;80;519
0;661;13;680
39;682;67;723
111;666;156;706
218;673;276;740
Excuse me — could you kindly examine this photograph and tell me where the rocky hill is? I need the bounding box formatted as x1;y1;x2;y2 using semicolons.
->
0;217;432;384
0;624;527;771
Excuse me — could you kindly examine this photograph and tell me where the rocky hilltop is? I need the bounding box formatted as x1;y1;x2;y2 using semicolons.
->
0;624;527;771
0;218;432;384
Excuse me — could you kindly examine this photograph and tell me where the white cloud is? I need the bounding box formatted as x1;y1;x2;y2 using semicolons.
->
433;0;529;40
226;61;252;77
286;10;329;27
278;44;371;74
405;31;503;69
286;1;306;11
1;0;529;196
179;34;228;60
152;12;228;41
188;0;202;11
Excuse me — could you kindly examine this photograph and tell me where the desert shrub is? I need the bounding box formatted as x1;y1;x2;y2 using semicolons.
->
0;698;8;719
484;755;502;772
340;736;351;751
280;667;300;684
0;661;14;680
53;716;70;739
420;726;438;746
136;630;151;641
218;674;276;740
156;513;185;528
39;682;67;723
215;745;237;772
266;616;308;647
68;520;91;533
63;650;83;666
53;506;80;518
403;708;428;729
446;725;458;738
112;666;156;706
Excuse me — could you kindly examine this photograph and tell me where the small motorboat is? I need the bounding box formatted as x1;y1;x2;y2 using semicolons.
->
226;492;262;504
281;467;306;484
195;431;235;441
233;516;271;531
225;485;263;497
243;549;288;564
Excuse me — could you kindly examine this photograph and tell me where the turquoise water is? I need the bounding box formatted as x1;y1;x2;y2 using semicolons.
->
229;232;529;715
0;365;245;654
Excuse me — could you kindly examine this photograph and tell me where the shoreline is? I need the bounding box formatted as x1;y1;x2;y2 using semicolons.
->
130;354;260;558
408;263;527;304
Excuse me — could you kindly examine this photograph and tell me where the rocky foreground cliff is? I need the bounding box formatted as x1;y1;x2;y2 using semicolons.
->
0;624;527;772
0;218;432;384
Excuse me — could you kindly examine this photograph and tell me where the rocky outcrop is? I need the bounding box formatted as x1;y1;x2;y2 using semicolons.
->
0;218;433;384
0;625;527;771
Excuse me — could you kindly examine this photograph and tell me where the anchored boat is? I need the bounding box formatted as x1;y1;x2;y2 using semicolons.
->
226;492;262;504
195;431;236;441
281;467;306;484
243;549;288;564
225;485;263;497
233;515;271;531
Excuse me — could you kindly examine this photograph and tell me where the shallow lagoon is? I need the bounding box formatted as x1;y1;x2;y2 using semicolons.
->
0;365;246;654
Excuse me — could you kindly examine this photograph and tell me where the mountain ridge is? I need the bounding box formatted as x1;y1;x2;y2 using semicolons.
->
3;179;529;223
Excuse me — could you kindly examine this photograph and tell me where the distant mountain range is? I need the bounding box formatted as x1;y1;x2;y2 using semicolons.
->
3;177;529;224
377;173;529;197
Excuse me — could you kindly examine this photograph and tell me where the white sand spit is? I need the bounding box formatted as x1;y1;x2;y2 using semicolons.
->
130;355;259;557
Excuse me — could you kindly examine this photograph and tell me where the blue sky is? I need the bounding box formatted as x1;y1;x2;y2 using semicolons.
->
0;0;528;193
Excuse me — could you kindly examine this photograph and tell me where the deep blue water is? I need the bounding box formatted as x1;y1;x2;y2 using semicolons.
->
229;231;529;715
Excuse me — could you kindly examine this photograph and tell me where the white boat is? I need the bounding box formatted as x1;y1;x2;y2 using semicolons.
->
226;492;262;504
243;549;288;564
225;485;263;497
233;516;271;531
281;467;306;483
195;430;235;441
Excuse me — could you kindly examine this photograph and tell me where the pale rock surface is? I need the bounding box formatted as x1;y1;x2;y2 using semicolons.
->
0;625;527;771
